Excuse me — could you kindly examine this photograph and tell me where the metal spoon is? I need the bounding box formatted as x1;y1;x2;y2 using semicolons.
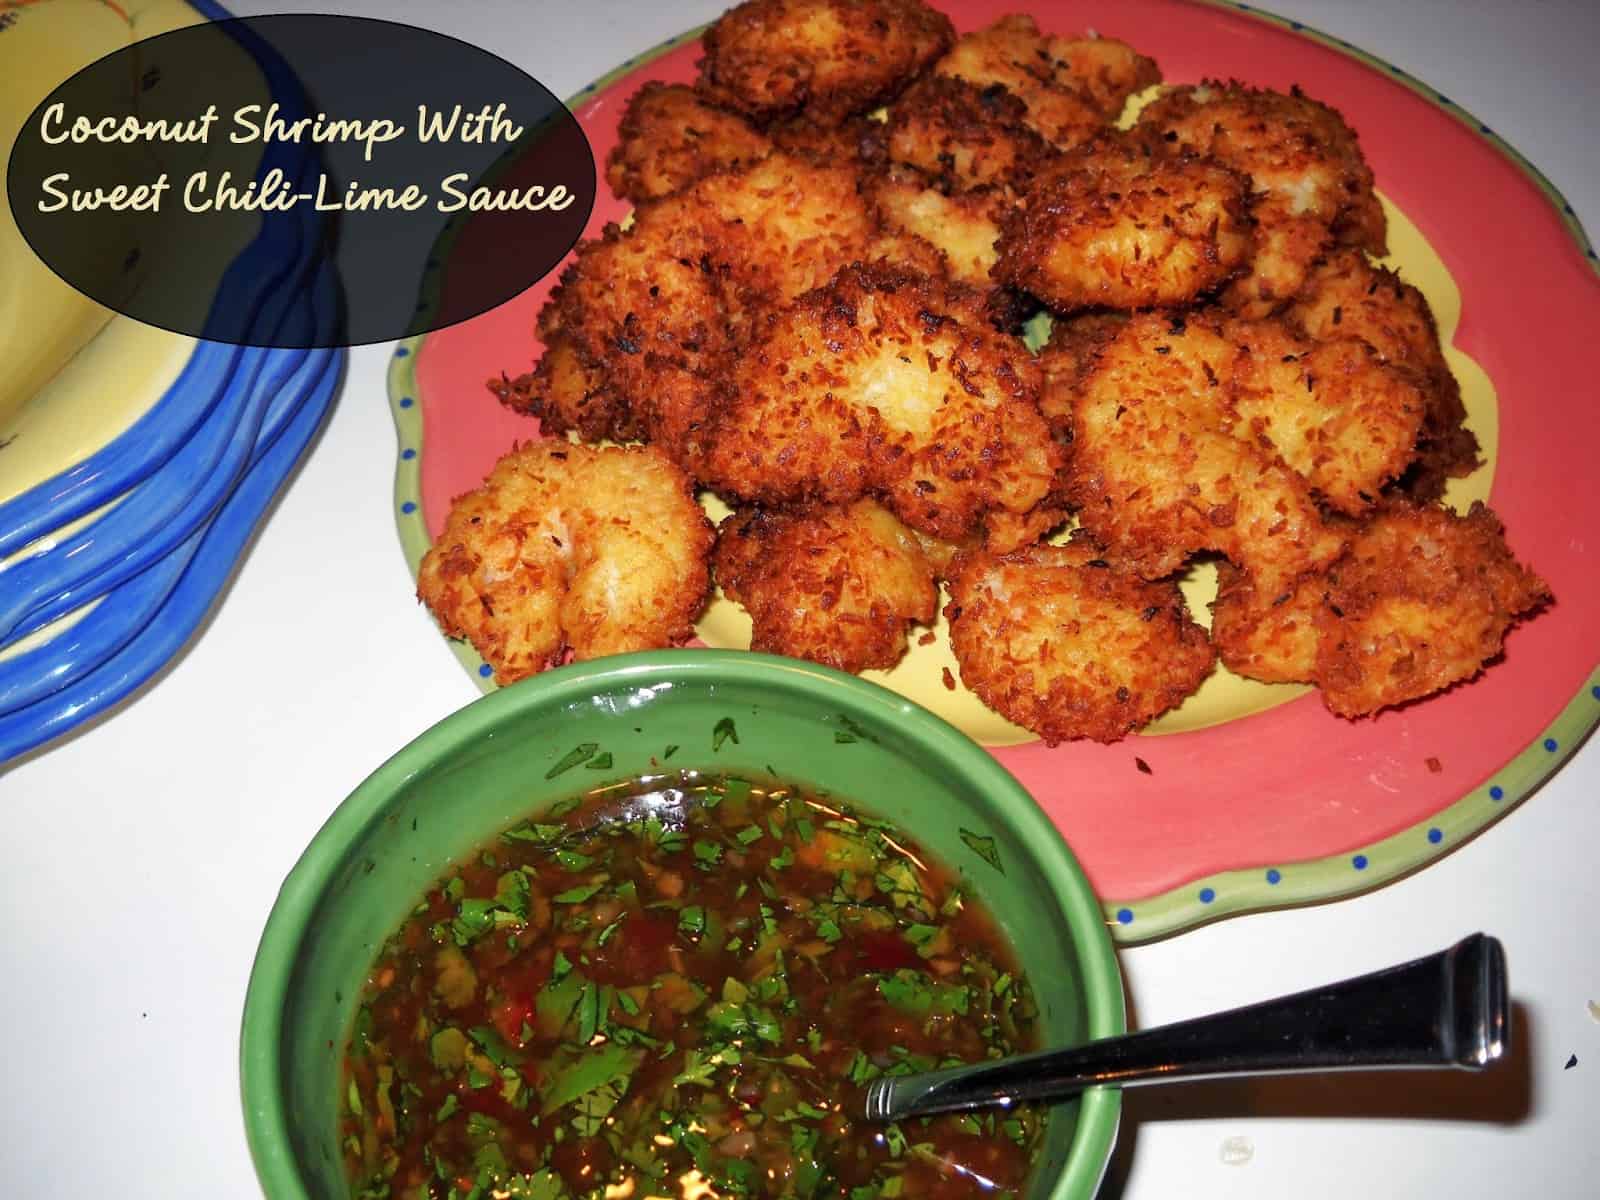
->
863;932;1508;1122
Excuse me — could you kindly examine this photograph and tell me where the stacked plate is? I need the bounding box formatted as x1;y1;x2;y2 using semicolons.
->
0;0;343;764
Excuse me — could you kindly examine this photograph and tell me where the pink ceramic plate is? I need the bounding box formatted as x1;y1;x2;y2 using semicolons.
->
390;0;1600;942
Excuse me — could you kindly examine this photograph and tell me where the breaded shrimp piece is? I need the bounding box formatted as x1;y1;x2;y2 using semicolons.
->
702;264;1059;541
984;505;1069;554
1054;312;1345;590
945;542;1215;744
865;170;1009;288
526;153;880;458
1138;83;1384;315
767;113;874;164
994;138;1253;312
878;75;1055;190
1314;501;1550;716
1285;247;1478;497
1052;33;1165;119
605;82;773;204
697;0;954;125
714;499;938;672
1209;558;1324;684
1226;318;1426;514
417;443;714;684
936;15;1159;145
491;337;642;444
1212;502;1550;716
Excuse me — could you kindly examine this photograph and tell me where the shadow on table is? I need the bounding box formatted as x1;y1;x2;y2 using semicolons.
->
1096;1000;1536;1198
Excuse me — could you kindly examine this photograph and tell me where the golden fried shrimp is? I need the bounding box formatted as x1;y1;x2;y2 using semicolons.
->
865;171;1009;289
1314;501;1550;716
1138;83;1384;315
702;264;1059;541
1053;312;1345;590
714;499;938;672
767;113;874;164
1208;558;1324;684
1213;502;1550;715
697;0;954;124
527;152;881;459
945;542;1215;744
491;337;643;445
993;138;1253;312
1226;318;1426;514
983;505;1069;555
1050;32;1165;119
936;16;1158;145
879;75;1055;190
605;82;773;204
417;443;714;684
1285;247;1478;497
1037;312;1128;407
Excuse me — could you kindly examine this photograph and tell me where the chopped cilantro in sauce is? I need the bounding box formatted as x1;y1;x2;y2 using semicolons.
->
340;773;1042;1200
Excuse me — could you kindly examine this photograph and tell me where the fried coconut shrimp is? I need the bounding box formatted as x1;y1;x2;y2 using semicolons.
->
491;337;640;445
866;170;1009;289
715;499;939;672
1226;317;1426;515
994;138;1254;312
1212;501;1550;716
514;152;881;459
1052;312;1346;588
877;75;1055;190
697;0;954;124
702;264;1060;541
1138;84;1384;316
936;15;1159;146
1285;247;1478;497
605;82;773;204
946;543;1215;744
417;442;713;684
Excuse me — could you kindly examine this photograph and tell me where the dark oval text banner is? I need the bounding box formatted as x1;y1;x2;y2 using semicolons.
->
5;14;596;349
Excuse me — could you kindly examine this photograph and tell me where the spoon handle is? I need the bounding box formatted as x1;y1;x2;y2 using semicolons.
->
863;932;1508;1122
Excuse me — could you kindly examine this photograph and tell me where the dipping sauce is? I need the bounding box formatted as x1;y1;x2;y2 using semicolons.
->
340;774;1043;1199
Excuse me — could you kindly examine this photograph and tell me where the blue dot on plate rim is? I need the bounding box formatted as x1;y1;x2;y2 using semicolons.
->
1198;887;1216;904
1591;684;1600;699
1266;868;1281;885
399;396;414;408
401;501;417;514
1352;854;1369;870
401;448;416;460
394;347;409;358
1427;828;1443;845
478;663;493;678
1544;737;1558;752
1115;907;1134;925
1490;784;1505;800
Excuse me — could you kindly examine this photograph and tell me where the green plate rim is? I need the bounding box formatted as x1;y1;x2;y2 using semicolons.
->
240;649;1126;1200
384;4;1600;946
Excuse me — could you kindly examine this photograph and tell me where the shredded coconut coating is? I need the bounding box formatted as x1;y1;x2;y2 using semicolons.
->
417;443;713;683
1049;311;1346;591
946;542;1215;744
701;263;1060;541
936;14;1159;146
715;499;939;672
1285;246;1479;498
605;82;774;204
697;0;954;124
1212;501;1550;716
1138;83;1384;315
995;137;1254;312
879;74;1055;190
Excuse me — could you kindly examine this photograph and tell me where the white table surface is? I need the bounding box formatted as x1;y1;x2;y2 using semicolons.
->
4;1;1597;1196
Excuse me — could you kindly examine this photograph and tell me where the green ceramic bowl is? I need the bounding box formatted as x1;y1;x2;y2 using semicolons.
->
241;650;1125;1199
